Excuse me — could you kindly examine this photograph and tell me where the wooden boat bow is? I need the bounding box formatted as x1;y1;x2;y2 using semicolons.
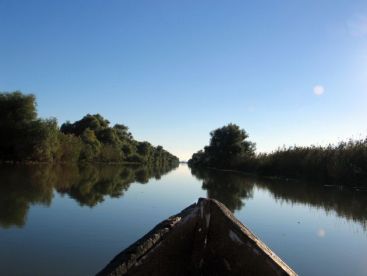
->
97;198;296;276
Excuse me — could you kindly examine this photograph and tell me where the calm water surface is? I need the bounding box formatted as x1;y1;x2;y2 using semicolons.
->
0;164;366;275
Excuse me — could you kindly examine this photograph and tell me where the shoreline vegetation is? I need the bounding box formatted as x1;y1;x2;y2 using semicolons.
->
188;124;367;187
0;91;179;167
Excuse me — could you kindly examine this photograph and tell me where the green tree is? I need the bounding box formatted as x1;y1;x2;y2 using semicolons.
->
0;92;38;160
113;124;133;140
99;144;124;162
29;118;60;162
0;91;37;123
189;124;255;168
96;128;120;145
137;141;153;162
57;133;83;162
0;92;180;165
0;92;61;162
80;128;101;161
60;114;109;136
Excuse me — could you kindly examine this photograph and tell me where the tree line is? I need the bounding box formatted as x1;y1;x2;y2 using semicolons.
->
188;124;367;187
0;91;179;165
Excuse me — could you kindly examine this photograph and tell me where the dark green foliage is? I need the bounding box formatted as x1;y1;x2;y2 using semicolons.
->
57;133;83;162
96;128;120;145
98;144;124;162
189;124;256;168
0;91;179;165
61;114;179;164
122;143;134;156
127;153;146;163
189;124;367;187
0;92;36;160
0;91;37;123
28;118;60;162
60;114;109;136
79;128;102;161
0;92;60;162
256;140;367;186
113;124;133;140
137;141;153;162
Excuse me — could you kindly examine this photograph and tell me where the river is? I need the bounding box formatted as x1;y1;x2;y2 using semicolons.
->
0;164;366;275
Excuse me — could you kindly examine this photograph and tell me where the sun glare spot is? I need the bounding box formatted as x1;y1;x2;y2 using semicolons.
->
313;85;325;96
317;228;326;238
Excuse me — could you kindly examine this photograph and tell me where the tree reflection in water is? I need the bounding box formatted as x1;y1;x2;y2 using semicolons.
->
191;167;367;229
1;164;366;231
254;178;367;230
190;167;254;212
0;163;178;228
0;165;54;228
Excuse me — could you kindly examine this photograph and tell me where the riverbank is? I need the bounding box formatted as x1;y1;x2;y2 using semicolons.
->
0;92;179;165
189;124;367;187
0;160;152;166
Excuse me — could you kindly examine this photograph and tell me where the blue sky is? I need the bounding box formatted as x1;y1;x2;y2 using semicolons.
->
1;0;367;160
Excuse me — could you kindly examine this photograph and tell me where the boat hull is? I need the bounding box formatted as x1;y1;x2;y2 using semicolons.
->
97;198;296;276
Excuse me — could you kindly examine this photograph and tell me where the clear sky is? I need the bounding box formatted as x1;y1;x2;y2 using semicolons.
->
1;0;367;160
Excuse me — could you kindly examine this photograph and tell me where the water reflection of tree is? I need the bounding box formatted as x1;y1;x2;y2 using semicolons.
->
0;163;178;228
56;165;135;207
191;167;367;229
190;167;254;212
254;178;367;229
0;165;54;228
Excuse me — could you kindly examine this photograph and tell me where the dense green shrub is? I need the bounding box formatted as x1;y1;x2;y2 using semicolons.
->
189;124;367;187
0;92;62;162
0;91;179;166
98;144;124;162
189;124;256;169
255;140;367;185
57;134;83;162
